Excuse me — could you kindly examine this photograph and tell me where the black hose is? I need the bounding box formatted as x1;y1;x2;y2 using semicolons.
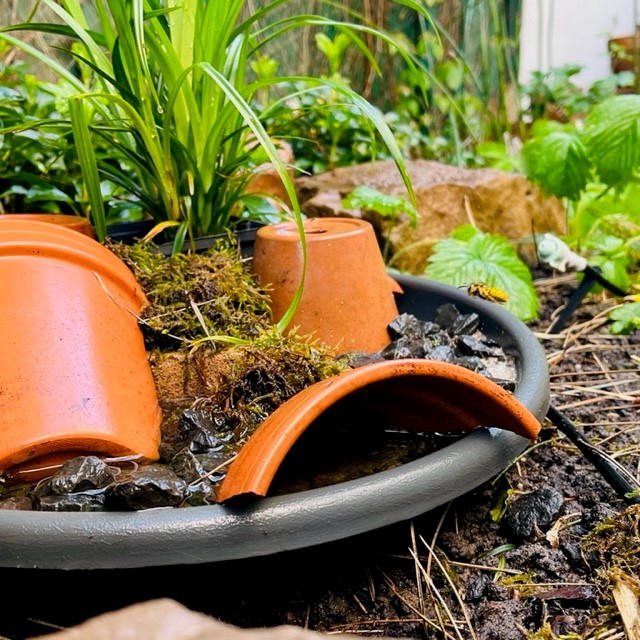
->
546;404;640;504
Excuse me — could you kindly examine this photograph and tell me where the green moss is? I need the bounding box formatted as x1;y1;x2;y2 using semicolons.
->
110;238;349;456
578;505;640;636
582;505;640;579
188;331;345;449
110;238;273;349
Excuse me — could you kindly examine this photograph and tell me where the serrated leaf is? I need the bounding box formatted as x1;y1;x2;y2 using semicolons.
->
608;302;640;334
424;228;539;321
583;234;631;292
584;94;640;187
522;130;590;200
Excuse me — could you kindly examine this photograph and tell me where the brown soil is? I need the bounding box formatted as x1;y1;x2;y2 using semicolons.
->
1;271;639;640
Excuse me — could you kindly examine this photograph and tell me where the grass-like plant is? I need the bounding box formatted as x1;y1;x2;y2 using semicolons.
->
1;0;425;253
2;0;432;333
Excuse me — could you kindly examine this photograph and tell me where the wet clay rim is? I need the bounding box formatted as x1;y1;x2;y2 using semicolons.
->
216;359;542;503
0;213;95;238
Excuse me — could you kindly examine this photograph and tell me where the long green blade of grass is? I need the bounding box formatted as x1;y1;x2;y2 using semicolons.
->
68;97;107;241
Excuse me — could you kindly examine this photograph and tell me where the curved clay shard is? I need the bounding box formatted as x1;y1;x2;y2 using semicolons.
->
216;359;541;503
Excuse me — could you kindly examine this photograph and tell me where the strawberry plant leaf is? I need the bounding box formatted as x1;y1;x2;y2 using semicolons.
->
424;227;539;321
522;129;590;200
584;94;640;188
608;302;640;335
342;185;418;221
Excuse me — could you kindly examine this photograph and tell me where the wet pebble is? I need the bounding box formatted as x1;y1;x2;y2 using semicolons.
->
37;455;118;496
465;573;509;602
373;304;517;387
503;486;565;539
37;493;107;512
105;464;188;510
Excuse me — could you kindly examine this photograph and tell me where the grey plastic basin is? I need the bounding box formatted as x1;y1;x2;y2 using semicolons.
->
0;275;549;569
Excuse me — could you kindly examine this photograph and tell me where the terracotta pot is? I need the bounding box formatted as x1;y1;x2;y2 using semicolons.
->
608;34;640;74
243;139;295;211
0;219;162;481
0;213;95;238
216;359;541;503
252;217;399;353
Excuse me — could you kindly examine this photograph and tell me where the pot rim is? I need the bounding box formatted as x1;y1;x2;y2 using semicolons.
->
0;275;550;570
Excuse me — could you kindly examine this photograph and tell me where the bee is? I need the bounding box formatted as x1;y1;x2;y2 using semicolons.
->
465;282;509;304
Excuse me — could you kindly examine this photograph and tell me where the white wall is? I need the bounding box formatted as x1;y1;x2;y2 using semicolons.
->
519;0;638;88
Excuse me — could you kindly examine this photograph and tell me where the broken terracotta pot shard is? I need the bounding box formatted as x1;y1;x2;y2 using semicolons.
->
216;359;541;504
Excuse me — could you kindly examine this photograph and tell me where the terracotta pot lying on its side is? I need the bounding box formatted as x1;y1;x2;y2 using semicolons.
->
0;219;162;481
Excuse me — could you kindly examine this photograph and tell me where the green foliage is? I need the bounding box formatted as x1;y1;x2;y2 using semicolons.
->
583;234;632;292
584;94;640;188
489;488;514;523
261;30;439;174
523;94;640;201
424;225;538;322
520;64;627;123
1;0;418;249
342;186;417;222
0;52;80;215
264;81;384;175
565;182;640;294
473;141;523;173
521;94;640;310
570;182;640;239
522;125;590;201
608;302;640;335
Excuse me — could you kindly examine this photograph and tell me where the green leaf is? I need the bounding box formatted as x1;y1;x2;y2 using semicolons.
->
68;97;106;241
424;227;539;321
437;60;464;91
342;185;417;220
583;234;631;292
522;130;590;200
584;94;640;187
489;488;514;523
608;303;640;334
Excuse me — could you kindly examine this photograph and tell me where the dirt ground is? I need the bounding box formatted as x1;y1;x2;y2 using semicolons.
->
1;270;638;640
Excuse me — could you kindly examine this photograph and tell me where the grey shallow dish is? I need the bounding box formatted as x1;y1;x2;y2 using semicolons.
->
0;275;549;569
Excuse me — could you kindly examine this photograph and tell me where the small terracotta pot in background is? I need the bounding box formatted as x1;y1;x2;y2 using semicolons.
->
243;139;295;211
252;217;400;354
0;213;95;239
608;33;640;93
0;219;162;481
216;359;542;503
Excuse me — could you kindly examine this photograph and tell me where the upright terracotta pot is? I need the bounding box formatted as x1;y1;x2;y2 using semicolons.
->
252;217;400;354
0;213;95;239
0;219;162;480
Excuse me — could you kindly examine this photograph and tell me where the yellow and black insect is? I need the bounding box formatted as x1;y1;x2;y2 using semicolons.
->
465;282;509;304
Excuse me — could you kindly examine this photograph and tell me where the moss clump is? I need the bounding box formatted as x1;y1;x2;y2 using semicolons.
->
579;505;640;636
110;236;349;464
110;238;273;349
582;505;640;580
155;329;348;459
